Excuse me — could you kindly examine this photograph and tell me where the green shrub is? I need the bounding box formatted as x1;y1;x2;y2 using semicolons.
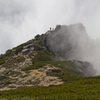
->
34;45;43;51
14;43;25;54
32;51;52;64
23;62;46;71
5;49;13;57
0;49;14;65
0;58;5;65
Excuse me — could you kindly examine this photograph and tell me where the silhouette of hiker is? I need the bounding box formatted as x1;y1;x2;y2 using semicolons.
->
50;27;51;31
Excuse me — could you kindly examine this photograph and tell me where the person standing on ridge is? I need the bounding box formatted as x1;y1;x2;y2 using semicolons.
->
50;27;51;31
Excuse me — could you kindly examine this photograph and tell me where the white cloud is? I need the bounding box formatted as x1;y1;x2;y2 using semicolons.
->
0;0;100;54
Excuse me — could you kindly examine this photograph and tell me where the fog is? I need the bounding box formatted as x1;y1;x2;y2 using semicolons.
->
0;0;100;74
46;24;100;75
0;0;100;54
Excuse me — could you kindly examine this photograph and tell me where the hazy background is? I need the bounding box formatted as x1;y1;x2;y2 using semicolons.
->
0;0;100;54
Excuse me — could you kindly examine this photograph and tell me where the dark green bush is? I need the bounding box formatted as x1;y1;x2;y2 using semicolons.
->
34;45;43;51
14;43;25;54
0;58;5;65
5;49;13;57
23;62;46;71
32;51;52;64
0;49;14;65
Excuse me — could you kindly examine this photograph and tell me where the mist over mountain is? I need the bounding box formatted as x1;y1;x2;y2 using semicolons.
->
37;23;100;75
0;23;100;75
0;0;100;55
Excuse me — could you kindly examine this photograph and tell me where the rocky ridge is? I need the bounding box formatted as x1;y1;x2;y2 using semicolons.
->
0;24;96;91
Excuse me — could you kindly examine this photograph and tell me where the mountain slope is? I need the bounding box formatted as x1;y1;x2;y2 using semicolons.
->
0;24;96;92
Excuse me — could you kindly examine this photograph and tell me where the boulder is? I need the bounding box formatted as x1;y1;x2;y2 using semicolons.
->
23;44;31;49
0;74;6;81
0;67;6;73
45;68;62;74
42;46;47;51
22;49;30;54
5;69;12;75
45;69;52;74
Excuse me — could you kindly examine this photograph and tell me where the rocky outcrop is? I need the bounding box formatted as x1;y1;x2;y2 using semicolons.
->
0;64;64;91
44;64;62;74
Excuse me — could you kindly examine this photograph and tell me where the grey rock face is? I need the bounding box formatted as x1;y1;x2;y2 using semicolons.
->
22;49;30;54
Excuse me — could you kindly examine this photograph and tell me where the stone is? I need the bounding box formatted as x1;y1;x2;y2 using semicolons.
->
44;65;62;74
0;74;6;81
22;49;30;54
30;47;34;51
23;45;31;49
5;70;12;75
42;46;47;51
45;69;52;74
0;67;6;73
26;59;32;64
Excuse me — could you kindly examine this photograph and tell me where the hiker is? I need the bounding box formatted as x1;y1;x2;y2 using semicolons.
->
50;27;51;31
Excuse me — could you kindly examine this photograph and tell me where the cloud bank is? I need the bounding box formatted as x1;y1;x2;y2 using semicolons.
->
45;24;100;75
0;0;100;55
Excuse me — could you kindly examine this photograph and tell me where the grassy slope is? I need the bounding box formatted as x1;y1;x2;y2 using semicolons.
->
0;76;100;99
0;43;26;65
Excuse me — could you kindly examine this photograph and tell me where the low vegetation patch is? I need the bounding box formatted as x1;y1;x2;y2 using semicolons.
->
32;51;52;64
0;49;14;65
0;76;100;99
14;43;26;54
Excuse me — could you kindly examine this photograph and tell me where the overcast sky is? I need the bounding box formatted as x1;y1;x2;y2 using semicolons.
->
0;0;100;54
